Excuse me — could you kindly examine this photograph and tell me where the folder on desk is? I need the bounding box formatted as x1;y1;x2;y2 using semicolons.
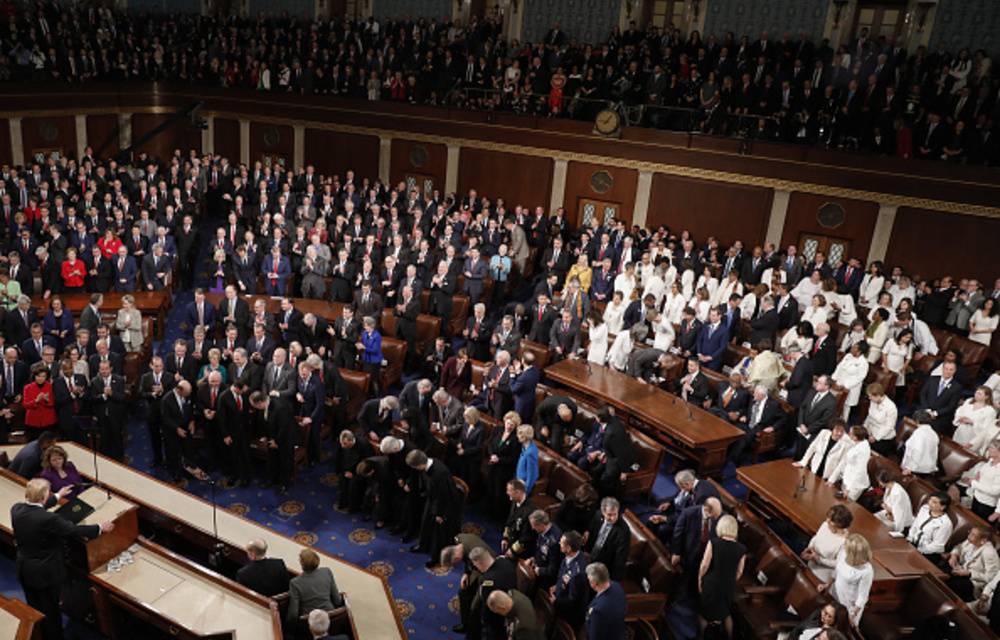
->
55;497;95;524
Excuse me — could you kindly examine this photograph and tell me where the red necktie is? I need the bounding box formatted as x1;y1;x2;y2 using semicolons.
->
235;395;242;411
211;387;217;406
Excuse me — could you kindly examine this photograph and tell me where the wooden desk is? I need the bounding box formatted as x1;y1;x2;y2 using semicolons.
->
737;459;944;582
72;487;140;570
204;292;345;323
90;537;281;640
543;359;744;474
15;443;403;640
0;594;43;640
30;292;172;339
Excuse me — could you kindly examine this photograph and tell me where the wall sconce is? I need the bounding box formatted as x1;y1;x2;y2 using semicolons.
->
915;0;937;33
832;0;849;29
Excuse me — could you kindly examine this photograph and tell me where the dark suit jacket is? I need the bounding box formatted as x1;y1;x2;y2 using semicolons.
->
88;353;124;378
585;581;627;640
676;371;711;405
585;513;630;581
12;500;101;588
809;336;837;376
696;323;728;370
672;505;718;569
785;357;815;407
750;309;780;346
549;320;580;355
236;557;290;597
4;308;37;347
797;390;837;436
917;375;962;429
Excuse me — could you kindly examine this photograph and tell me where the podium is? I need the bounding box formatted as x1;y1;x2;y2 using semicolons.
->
0;594;44;640
70;487;139;571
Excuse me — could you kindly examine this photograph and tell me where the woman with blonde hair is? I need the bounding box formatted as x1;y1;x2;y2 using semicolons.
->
698;514;746;639
953;386;999;456
825;533;874;627
515;423;539;494
115;294;144;352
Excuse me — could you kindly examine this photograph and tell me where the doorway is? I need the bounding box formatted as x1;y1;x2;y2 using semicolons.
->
852;2;906;42
576;198;621;229
404;174;434;197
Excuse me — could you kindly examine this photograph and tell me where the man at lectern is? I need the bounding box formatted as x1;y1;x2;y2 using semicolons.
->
12;478;115;640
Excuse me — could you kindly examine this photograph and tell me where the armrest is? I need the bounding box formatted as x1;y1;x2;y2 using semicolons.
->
743;585;784;595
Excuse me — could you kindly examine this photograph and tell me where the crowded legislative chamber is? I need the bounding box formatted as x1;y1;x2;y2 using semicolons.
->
2;0;1000;639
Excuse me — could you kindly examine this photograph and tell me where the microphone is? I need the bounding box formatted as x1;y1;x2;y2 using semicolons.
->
187;468;226;570
87;429;111;500
793;469;807;499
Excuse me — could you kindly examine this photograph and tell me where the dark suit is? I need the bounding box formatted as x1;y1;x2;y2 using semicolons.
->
20;336;55;366
509;365;541;424
675;371;711;405
53;373;87;438
294;374;324;464
88;374;127;460
696;322;728;371
672;504;718;573
750;309;780;346
549;319;580;359
626;347;665;382
795;390;837;457
4;307;36;348
585;513;630;581
140;371;175;467
553;551;590;629
728;396;787;464
709;382;751;424
418;458;463;564
917;375;963;432
112;254;138;292
12;499;101;640
809;336;837;376
236;557;290;597
776;296;799;330
585;581;627;640
87;352;123;378
785;357;815;408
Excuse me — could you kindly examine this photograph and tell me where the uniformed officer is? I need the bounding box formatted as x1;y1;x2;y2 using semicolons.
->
441;533;494;635
502;479;536;559
486;589;544;640
525;509;563;590
471;546;517;640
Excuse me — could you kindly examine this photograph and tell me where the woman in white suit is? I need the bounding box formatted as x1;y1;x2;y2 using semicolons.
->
858;262;885;308
602;290;627;335
873;471;914;533
585;310;609;366
828;426;871;501
662;281;687;325
952;387;998;456
651;312;675;351
795;422;852;481
115;295;145;352
832;342;870;420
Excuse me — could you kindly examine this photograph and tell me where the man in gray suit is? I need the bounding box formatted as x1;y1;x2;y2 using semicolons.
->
780;245;804;284
504;217;529;274
794;375;838;458
262;348;296;401
79;293;103;338
432;389;466;436
287;548;344;624
549;309;581;361
627;347;670;383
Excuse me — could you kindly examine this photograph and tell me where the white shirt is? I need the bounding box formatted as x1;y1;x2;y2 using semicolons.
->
806;521;847;583
875;482;914;532
864;397;898;442
970;460;1000;511
829;439;870;495
798;429;852;479
953;402;999;456
831;551;873;626
901;423;939;474
832;353;869;407
907;504;953;555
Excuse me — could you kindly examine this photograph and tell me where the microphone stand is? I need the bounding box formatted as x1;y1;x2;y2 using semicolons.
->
206;476;225;570
87;429;111;500
793;469;807;499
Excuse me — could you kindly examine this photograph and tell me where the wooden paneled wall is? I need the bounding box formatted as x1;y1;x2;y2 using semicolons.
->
885;207;1000;284
21;116;76;163
456;148;553;210
647;174;773;248
0;121;12;167
86;114;119;158
213;118;240;163
562;161;638;226
304;129;379;182
249;123;293;168
131;114;202;163
780;192;879;259
389;139;447;195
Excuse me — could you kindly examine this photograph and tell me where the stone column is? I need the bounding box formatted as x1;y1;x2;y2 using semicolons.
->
74;115;88;160
239;119;250;165
764;189;791;248
378;135;392;185
445;144;461;195
549;158;568;214
867;204;898;264
631;170;654;228
202;115;215;155
293;124;305;169
9;118;24;167
118;113;133;150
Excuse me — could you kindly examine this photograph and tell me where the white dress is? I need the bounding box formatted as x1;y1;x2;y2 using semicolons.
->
587;323;610;365
613;273;637;303
952;401;999;455
644;274;667;307
712;279;742;307
606;330;633;371
865;322;890;364
840;330;866;353
780;327;813;355
969;310;998;346
832;353;869;413
881;338;913;385
603;302;626;335
791;278;821;308
829;439;871;500
834;292;857;325
680;269;695;299
831;552;874;627
806;521;847;582
739;292;758;320
696;275;719;303
652;316;675;351
662;293;686;325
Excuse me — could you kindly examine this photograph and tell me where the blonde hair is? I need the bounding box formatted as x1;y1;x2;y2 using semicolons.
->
516;425;534;443
843;533;872;567
503;411;522;428
715;514;738;539
25;478;50;503
299;548;320;572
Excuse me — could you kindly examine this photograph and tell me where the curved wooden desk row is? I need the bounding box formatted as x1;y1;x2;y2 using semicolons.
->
542;359;745;475
30;291;173;339
0;444;405;640
0;593;43;640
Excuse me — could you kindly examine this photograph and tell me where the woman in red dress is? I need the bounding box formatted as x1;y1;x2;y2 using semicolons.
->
97;228;123;258
60;247;86;293
22;366;57;439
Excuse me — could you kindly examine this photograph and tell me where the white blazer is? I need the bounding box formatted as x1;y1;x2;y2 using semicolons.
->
798;430;853;480
829;439;871;498
907;505;953;555
951;540;1000;598
875;482;914;532
587;323;609;366
864;396;898;442
652;316;675;351
832;353;869;408
858;274;884;307
952;402;998;455
901;424;939;475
